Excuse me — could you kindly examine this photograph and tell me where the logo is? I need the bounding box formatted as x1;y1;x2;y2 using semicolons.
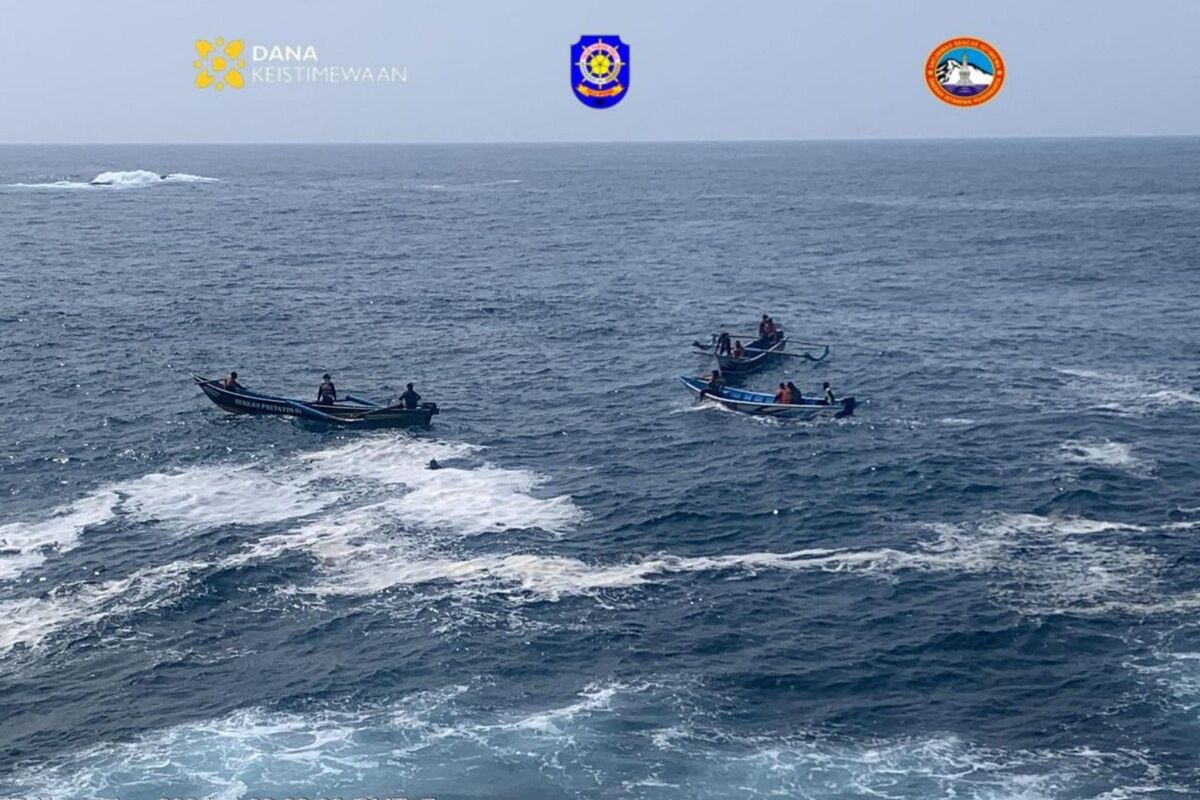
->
194;37;247;91
571;36;629;109
925;37;1005;107
192;37;408;91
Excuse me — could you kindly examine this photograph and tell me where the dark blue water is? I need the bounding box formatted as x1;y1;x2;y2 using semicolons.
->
1;140;1199;799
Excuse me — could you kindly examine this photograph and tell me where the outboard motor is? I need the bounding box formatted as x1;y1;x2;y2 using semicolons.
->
835;396;856;419
422;401;439;415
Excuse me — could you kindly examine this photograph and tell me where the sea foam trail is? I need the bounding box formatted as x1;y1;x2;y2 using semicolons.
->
1054;438;1152;474
2;435;584;586
4;170;219;189
297;437;586;535
118;466;332;528
4;680;1173;800
0;491;120;581
1054;367;1200;416
235;500;1191;620
0;560;202;654
304;547;919;600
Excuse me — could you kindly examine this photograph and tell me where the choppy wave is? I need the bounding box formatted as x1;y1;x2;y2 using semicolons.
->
1054;438;1153;474
5;170;219;189
1054;367;1200;416
5;679;1181;800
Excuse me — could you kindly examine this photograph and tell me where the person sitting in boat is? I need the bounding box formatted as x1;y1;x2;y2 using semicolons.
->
786;381;803;403
317;373;337;404
821;381;836;405
765;318;781;343
222;371;245;391
399;382;421;410
757;314;781;345
700;370;724;399
732;340;746;358
773;382;792;404
715;331;732;356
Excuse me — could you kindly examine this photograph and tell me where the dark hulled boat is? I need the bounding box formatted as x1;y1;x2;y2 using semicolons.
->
194;376;438;427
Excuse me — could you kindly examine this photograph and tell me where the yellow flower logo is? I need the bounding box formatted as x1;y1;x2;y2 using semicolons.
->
194;37;247;91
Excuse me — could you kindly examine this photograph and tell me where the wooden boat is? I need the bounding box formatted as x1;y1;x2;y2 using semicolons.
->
680;376;856;419
693;333;829;378
715;335;788;376
194;376;438;427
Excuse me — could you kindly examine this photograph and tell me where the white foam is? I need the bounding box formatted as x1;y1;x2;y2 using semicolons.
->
1054;367;1200;416
298;436;585;535
306;546;918;600
6;681;1171;800
1055;438;1151;473
0;491;119;581
914;513;1185;617
119;466;330;528
5;170;219;189
0;560;201;654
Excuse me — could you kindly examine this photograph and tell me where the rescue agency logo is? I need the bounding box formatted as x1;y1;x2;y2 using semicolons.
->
571;36;630;109
925;37;1005;107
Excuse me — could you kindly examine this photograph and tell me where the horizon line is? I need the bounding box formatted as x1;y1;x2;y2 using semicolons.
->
1;133;1199;147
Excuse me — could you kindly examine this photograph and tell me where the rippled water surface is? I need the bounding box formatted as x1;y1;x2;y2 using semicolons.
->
1;140;1199;799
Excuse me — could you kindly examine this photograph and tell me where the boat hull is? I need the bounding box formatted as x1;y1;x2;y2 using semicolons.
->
680;376;855;419
195;377;437;428
714;335;788;376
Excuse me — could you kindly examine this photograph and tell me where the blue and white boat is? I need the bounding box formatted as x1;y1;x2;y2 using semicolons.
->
680;376;856;419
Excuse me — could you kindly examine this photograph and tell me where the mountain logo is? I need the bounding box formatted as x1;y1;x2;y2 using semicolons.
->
571;36;630;109
925;37;1005;107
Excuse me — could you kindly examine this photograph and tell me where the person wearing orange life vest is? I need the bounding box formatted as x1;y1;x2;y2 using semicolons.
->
773;382;792;404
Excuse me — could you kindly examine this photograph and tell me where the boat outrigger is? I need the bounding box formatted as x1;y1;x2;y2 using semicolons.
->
692;333;829;378
193;376;438;427
680;376;856;419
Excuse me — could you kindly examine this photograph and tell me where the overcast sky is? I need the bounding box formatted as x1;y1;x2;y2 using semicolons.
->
1;0;1198;143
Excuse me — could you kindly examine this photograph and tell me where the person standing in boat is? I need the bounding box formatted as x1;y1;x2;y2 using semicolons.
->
223;371;245;391
715;331;732;356
399;382;421;410
786;381;803;403
317;373;337;404
700;369;724;400
821;381;836;405
773;382;792;404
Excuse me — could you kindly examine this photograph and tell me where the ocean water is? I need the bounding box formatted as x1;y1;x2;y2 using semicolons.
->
1;139;1199;799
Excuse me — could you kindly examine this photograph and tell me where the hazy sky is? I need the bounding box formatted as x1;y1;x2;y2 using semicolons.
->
2;0;1198;143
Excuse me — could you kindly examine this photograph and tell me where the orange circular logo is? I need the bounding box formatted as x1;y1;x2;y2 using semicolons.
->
925;37;1005;107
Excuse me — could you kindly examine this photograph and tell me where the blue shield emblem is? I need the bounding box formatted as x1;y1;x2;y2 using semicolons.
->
571;36;630;109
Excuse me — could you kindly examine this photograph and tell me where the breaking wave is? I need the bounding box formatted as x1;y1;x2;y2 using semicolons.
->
4;170;219;189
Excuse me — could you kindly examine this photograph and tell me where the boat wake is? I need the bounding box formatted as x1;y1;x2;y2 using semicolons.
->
4;170;220;189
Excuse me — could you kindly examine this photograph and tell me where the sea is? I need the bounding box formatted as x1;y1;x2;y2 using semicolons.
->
1;139;1198;800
